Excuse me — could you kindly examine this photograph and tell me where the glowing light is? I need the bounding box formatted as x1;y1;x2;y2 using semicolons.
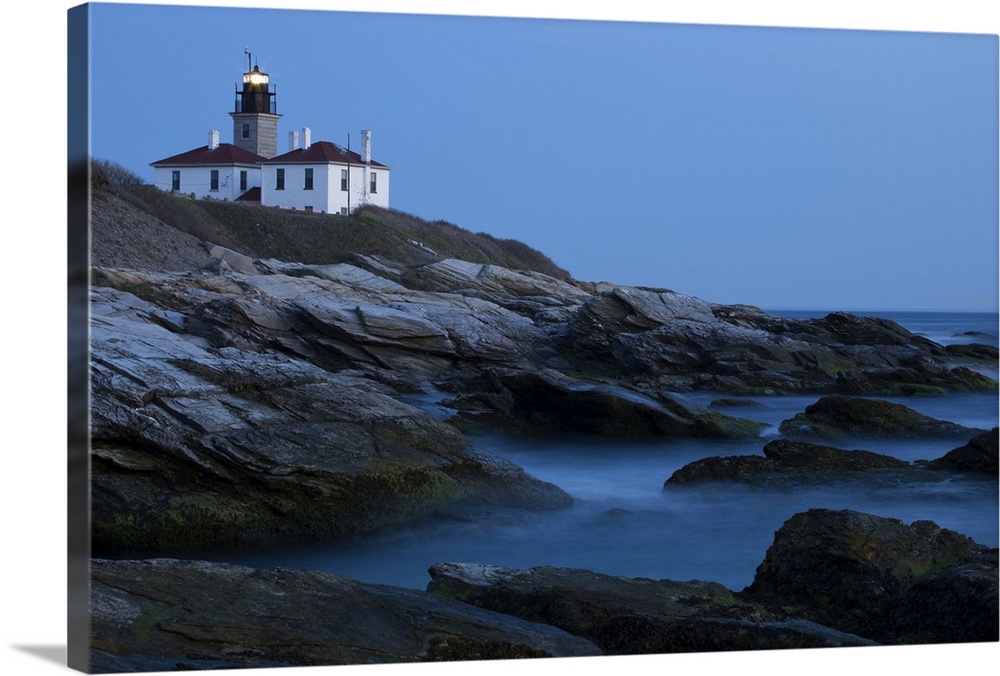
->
243;68;269;85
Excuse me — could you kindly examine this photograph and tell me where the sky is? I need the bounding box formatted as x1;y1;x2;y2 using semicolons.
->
82;2;998;312
80;1;1000;312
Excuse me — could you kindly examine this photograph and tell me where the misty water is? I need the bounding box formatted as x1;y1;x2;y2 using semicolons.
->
215;311;999;592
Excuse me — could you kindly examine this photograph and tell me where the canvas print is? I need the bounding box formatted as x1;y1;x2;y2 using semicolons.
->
68;2;999;673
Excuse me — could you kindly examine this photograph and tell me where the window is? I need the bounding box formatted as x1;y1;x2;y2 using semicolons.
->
210;170;219;192
340;169;348;191
276;168;285;190
242;123;250;139
369;171;377;194
240;170;247;192
304;167;314;190
171;170;180;191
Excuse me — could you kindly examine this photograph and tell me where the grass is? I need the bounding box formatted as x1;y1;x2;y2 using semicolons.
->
90;157;571;279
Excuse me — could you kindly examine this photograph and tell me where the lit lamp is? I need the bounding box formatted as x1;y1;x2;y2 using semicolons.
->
244;66;269;86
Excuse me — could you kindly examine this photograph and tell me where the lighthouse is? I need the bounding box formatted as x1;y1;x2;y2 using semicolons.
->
230;51;281;158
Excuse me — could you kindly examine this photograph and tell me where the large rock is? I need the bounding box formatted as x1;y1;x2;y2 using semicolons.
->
926;428;999;474
90;286;570;550
93;265;552;380
831;364;998;396
742;509;999;644
452;368;767;439
568;301;997;394
426;562;874;654
401;258;592;319
665;439;910;485
778;395;983;440
93;262;998;402
90;558;602;672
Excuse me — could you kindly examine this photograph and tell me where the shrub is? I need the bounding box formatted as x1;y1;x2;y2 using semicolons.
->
91;158;145;189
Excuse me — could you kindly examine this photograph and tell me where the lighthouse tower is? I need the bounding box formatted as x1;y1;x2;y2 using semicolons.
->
230;51;280;158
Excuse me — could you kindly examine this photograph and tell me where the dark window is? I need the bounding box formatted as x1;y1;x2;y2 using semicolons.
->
304;167;314;190
240;170;247;192
369;171;377;194
171;170;180;191
276;168;285;190
340;169;348;191
242;123;250;139
210;170;219;192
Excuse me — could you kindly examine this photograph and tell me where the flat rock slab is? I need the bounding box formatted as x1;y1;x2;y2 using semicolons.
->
426;562;874;654
90;558;601;672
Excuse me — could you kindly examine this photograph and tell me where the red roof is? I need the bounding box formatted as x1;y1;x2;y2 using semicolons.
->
150;143;268;167
236;186;261;202
263;141;388;168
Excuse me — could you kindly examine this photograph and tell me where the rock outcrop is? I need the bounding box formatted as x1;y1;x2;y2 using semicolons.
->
426;562;875;654
778;395;984;440
926;428;999;474
90;286;570;550
448;368;767;439
89;508;995;670
742;509;998;644
665;438;910;485
89;254;995;550
568;301;997;394
90;558;602;672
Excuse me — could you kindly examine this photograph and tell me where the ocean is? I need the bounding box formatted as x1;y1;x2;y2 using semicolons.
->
210;310;999;591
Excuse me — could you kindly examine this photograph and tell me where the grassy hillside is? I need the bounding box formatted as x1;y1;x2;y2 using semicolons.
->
90;159;570;279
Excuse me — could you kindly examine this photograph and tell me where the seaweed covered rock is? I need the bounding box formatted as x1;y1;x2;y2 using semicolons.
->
427;563;874;654
926;428;999;474
90;558;601;672
665;439;909;485
778;395;982;440
742;509;998;644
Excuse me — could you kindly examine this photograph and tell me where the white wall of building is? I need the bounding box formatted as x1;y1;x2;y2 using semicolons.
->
261;162;390;214
260;163;330;213
152;164;261;201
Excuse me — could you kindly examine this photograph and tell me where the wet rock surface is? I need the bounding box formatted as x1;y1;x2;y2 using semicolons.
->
665;438;911;485
90;285;570;551
778;395;985;440
665;429;998;485
926;428;999;474
742;509;998;644
90;558;602;672
426;562;875;654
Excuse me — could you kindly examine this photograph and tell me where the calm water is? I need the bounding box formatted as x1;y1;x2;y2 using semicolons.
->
209;311;999;591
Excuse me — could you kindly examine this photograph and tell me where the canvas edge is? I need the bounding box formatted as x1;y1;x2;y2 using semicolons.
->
67;3;92;673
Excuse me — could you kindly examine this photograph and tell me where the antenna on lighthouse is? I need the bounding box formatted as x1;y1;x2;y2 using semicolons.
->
244;47;251;71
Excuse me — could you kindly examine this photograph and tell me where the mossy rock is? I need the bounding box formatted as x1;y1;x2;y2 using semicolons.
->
778;395;982;440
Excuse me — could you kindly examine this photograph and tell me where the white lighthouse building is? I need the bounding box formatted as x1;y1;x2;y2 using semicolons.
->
151;55;390;213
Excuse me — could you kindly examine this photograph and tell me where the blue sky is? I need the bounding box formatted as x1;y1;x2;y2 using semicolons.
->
83;2;999;311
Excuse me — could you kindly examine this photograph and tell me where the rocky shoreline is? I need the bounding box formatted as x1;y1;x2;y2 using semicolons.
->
91;507;996;670
87;193;999;669
90;255;996;550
